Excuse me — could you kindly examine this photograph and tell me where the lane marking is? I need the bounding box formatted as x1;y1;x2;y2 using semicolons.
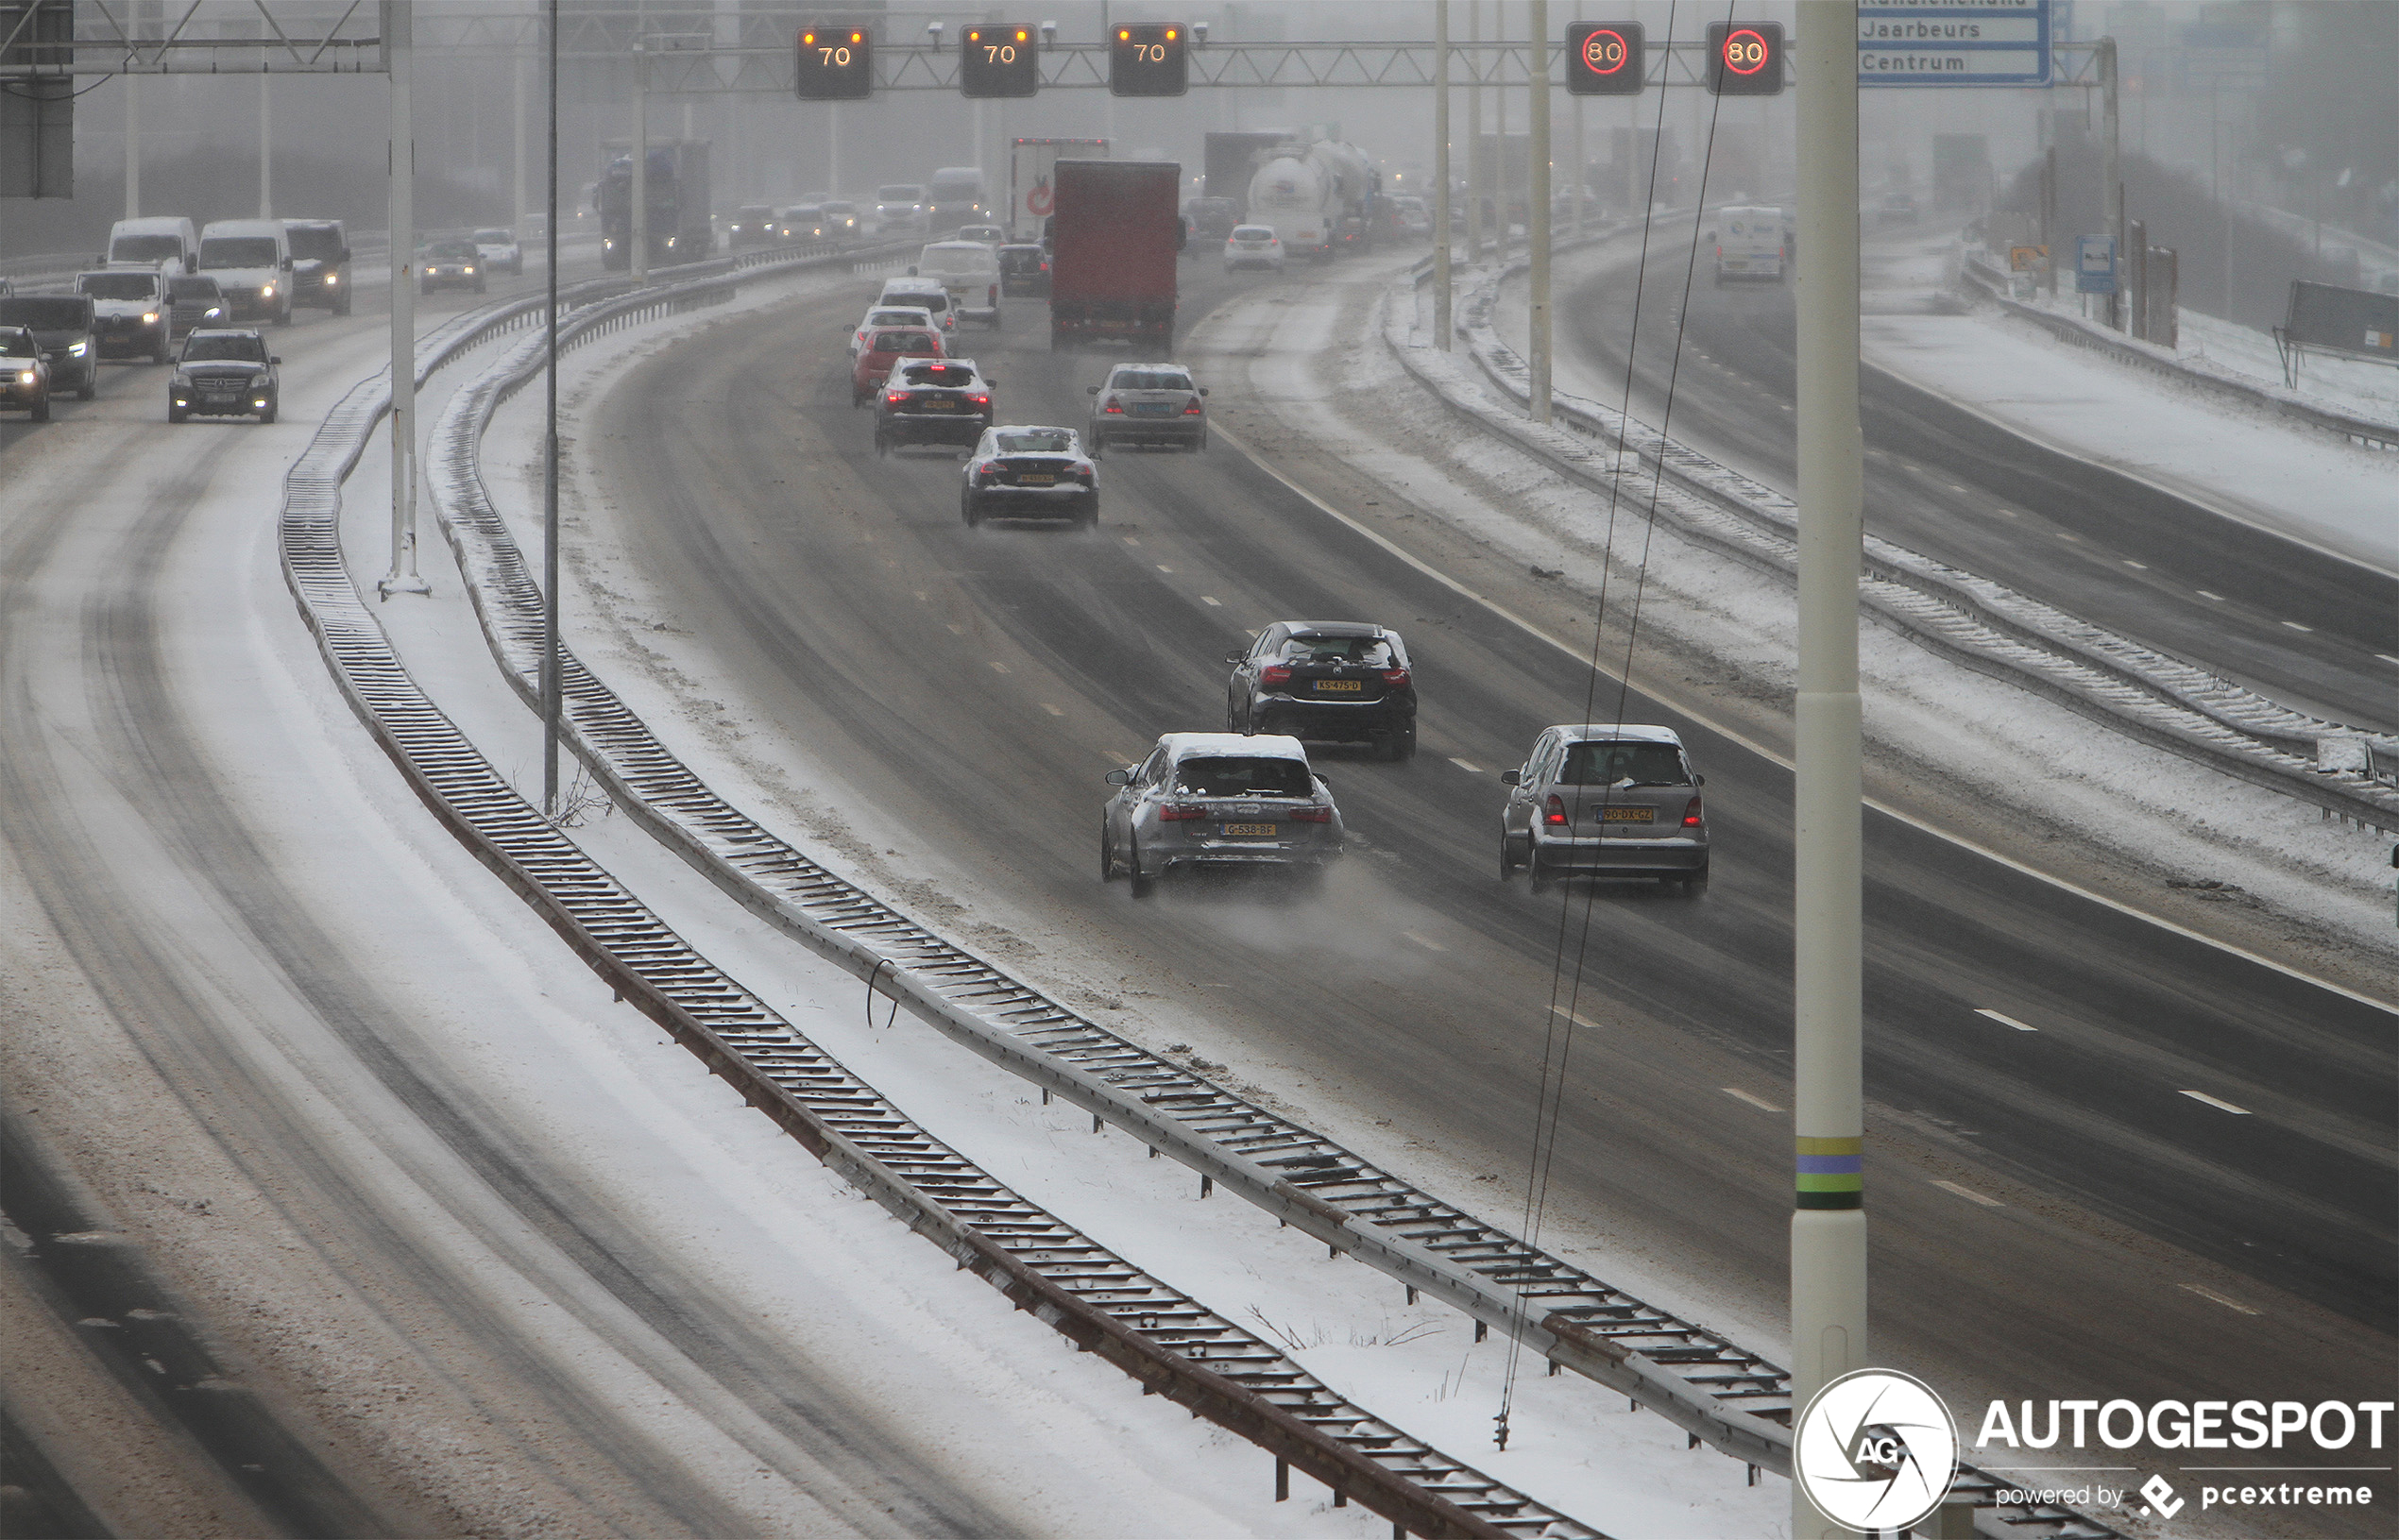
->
1208;424;2398;1015
913;589;928;601
2197;589;2225;601
1992;507;2018;518
2179;1090;2251;1114
1931;1179;2004;1208
2056;531;2082;543
1041;702;1063;716
2379;654;2399;668
1547;1004;1607;1031
1102;748;1131;762
1449;757;1484;773
1200;595;1222;606
1156;564;1175;573
1975;1008;2039;1032
1122;535;1141;547
2179;1282;2262;1315
1401;931;1447;952
989;661;1010;674
946;622;965;635
2280;619;2313;633
1722;1088;1783;1112
2122;560;2147;570
1948;483;1966;493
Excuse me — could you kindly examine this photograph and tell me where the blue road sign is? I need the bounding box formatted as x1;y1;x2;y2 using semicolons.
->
2075;233;2118;295
1860;0;2052;87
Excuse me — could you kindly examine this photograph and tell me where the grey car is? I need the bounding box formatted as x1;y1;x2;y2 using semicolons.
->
1100;733;1344;897
1085;363;1208;455
1498;724;1709;894
0;295;97;399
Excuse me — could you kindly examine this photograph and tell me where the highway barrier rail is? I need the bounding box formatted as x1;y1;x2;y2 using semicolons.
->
420;231;2129;1540
1393;251;2399;838
282;245;1605;1540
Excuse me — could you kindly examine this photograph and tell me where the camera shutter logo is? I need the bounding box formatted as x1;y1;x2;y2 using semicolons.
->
1795;1369;1961;1533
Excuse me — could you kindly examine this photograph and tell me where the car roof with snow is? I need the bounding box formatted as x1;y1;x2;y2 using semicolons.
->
1157;732;1310;763
1550;723;1685;745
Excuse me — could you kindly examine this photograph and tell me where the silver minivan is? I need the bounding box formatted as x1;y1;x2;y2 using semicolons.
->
1498;724;1709;894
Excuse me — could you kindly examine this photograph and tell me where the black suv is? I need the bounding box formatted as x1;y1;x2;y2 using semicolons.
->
1227;621;1418;760
168;329;280;423
874;357;995;454
284;219;351;313
0;295;97;400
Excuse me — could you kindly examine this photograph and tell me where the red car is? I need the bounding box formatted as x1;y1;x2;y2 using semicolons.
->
852;327;944;406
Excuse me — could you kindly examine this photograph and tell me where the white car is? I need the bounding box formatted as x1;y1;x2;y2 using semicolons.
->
876;278;958;335
473;228;524;277
1224;226;1285;273
850;303;937;359
953;223;1007;249
910;241;1002;329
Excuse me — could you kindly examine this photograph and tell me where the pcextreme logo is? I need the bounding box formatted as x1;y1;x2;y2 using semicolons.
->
1795;1368;1962;1534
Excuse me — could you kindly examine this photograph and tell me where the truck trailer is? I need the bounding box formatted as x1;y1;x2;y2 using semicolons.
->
599;139;714;270
1047;160;1180;352
1202;130;1294;214
1009;138;1109;243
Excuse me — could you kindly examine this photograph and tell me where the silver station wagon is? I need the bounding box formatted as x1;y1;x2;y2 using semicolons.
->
1100;733;1344;897
1498;724;1709;894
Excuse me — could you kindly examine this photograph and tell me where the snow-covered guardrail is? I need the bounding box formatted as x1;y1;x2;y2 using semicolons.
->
1393;254;2399;837
1956;252;2399;453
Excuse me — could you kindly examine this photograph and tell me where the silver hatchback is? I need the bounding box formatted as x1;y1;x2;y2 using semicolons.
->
1497;724;1709;894
1100;733;1343;897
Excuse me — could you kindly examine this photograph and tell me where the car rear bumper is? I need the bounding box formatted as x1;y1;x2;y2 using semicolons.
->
973;483;1095;514
880;415;988;446
1529;834;1708;872
1097;417;1204;445
1257;697;1411;741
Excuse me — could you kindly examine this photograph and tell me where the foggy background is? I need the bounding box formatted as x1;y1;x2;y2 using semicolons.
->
5;1;2391;335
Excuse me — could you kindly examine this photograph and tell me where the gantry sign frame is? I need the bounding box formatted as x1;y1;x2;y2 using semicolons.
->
0;0;386;74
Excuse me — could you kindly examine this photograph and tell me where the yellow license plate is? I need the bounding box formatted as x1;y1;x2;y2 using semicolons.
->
921;398;955;409
1313;679;1364;692
1220;822;1277;838
1599;806;1655;822
1017;473;1054;484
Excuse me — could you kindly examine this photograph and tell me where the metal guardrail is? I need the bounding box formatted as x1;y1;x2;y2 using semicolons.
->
1958;253;2399;454
419;224;2138;1540
1403;246;2399;838
279;247;1607;1540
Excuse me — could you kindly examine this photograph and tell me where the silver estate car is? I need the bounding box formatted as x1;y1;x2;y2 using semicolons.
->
1101;733;1343;897
1085;363;1208;455
1498;724;1709;894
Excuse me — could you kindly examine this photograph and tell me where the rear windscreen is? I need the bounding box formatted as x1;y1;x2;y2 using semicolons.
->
1170;757;1313;798
111;233;184;262
200;238;279;267
0;297;93;329
1280;634;1390;666
1111;371;1193;393
899;363;977;387
996;431;1072;454
1559;740;1688;787
868;331;937;353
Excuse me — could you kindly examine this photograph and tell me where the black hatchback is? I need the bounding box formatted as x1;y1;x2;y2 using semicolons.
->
1227;621;1417;760
875;357;994;454
997;244;1049;298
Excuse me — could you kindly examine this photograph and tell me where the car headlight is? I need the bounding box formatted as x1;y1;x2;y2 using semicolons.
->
262;282;275;296
143;312;159;324
254;398;268;408
205;307;223;318
325;273;337;285
15;370;32;385
67;341;86;356
465;265;476;274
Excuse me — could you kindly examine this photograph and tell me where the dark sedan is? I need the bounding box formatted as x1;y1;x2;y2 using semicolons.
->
1226;621;1418;760
874;357;994;454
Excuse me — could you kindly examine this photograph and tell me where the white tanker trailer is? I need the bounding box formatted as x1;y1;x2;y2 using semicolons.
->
1244;138;1381;260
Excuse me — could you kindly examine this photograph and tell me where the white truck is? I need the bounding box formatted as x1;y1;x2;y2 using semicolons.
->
1710;205;1788;285
1245;139;1379;260
1009;137;1108;243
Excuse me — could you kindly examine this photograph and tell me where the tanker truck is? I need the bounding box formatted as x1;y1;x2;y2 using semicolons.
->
1245;139;1379;261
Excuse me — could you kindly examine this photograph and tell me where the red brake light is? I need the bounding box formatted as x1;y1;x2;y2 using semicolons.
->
1103;397;1124;414
1682;795;1704;828
1290;806;1334;823
1182;398;1203;415
1159;803;1207;821
970;393;989;406
1381;667;1410;686
1544;794;1569;826
1261;664;1292;687
886;390;907;404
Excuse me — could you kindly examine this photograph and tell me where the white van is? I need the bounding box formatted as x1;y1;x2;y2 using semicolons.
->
104;216;201;274
910;241;1001;328
198;219;295;325
1711;205;1787;285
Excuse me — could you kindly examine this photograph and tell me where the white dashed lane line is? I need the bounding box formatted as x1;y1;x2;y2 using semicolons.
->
989;661;1010;674
2378;654;2399;668
2122;560;2147;570
1975;1008;2040;1032
1448;757;1483;773
1040;702;1063;716
2180;1090;2252;1115
1401;932;1447;952
2180;1282;2263;1315
1156;565;1174;574
1722;1088;1784;1112
2280;619;2313;632
1931;1180;2005;1208
1200;595;1222;606
2198;590;2226;601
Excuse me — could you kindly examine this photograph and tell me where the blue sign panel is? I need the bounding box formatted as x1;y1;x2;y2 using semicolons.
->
1860;0;2052;86
2074;233;2117;295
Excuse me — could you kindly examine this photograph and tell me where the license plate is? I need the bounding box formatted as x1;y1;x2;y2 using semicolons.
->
920;398;955;410
1132;402;1171;415
1599;806;1655;822
1016;473;1055;484
1313;679;1364;692
1220;822;1277;838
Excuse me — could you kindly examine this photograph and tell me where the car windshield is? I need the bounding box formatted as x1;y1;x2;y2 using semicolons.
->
735;209;771;221
426;241;478;259
473;228;513;244
0;330;36;357
824;202;856;214
78;273;160;299
199;237;279;266
995;430;1073;454
181;333;266;363
1559;740;1689;787
1233;228;1275;241
877;185;923;201
287;226;345;260
170;277;221;299
1280;633;1392;666
0;297;92;329
899;362;976;387
111;233;184;262
1110;370;1193;393
1170;756;1314;799
867;331;937;354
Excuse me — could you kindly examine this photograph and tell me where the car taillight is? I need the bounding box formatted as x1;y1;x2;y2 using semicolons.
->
1182;397;1203;415
1290;806;1333;823
1381;668;1410;686
1074;466;1094;482
1103;397;1124;414
1544;795;1569;826
1261;664;1292;687
1159;803;1207;821
970;393;989;406
988;284;998;305
886;391;907;404
1682;795;1704;828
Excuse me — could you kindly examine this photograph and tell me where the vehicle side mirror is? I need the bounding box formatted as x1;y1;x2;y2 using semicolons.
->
1224;652;1244;664
906;265;917;276
1086;385;1100;395
1694;773;1705;787
1500;770;1521;787
1315;775;1332;788
1104;769;1131;786
270;355;281;364
981;376;997;384
1199;387;1210;396
341;247;352;262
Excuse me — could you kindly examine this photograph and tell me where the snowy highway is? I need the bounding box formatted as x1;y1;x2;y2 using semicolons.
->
530;246;2394;1523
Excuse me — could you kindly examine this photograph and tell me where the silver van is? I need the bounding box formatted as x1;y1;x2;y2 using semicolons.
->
104;216;200;274
1498;723;1710;894
198;218;295;325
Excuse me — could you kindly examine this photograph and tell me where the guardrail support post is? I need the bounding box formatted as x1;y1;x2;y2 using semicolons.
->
1467;0;1485;260
380;0;429;598
1275;1458;1289;1500
1792;5;1867;1535
632;42;649;286
1434;0;1453;349
1525;0;1551;423
123;73;139;219
2101;37;2119;330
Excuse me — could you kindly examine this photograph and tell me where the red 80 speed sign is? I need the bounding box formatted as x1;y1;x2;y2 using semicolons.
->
1581;27;1631;75
1719;26;1770;76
